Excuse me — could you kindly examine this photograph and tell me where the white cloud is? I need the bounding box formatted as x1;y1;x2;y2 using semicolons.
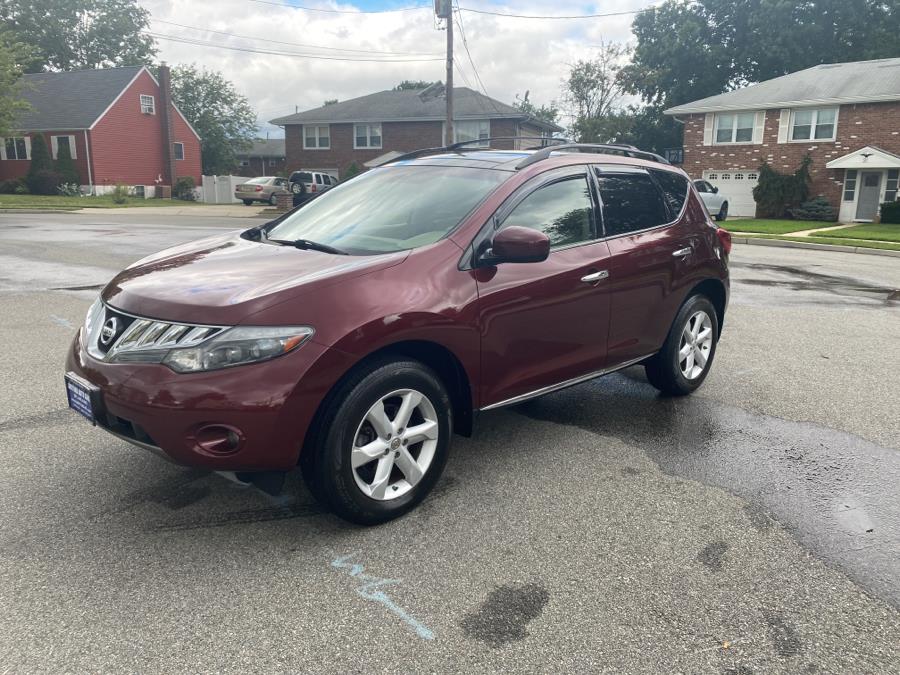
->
141;0;650;137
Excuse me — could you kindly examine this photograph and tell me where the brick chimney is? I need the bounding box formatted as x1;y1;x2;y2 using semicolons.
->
158;62;176;188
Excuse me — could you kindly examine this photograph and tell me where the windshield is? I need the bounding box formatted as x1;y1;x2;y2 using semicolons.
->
267;165;507;255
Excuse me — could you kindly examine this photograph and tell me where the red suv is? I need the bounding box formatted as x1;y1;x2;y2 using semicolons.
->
65;142;731;524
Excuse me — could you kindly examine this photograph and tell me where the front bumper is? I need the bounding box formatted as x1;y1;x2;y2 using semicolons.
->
65;329;350;471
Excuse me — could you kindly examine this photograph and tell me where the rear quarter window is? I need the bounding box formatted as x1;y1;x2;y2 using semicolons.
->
651;169;689;216
293;172;313;182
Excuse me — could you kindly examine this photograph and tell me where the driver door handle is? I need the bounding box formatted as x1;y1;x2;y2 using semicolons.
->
672;247;692;258
581;270;609;283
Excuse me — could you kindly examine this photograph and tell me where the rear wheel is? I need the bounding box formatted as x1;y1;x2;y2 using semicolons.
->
242;199;253;206
645;294;718;396
301;358;452;525
715;202;728;221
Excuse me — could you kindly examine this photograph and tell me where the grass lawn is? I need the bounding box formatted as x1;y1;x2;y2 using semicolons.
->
813;223;900;243
0;194;193;209
723;218;833;234
767;236;900;252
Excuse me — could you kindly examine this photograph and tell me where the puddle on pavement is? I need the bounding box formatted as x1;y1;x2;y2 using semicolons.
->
510;369;900;608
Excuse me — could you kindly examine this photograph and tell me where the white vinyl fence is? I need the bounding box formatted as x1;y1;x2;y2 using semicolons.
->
201;175;246;204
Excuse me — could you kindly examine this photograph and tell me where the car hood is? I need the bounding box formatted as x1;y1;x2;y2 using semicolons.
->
102;231;408;325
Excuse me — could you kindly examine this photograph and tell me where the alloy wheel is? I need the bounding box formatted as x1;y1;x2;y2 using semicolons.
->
678;310;713;380
351;389;439;501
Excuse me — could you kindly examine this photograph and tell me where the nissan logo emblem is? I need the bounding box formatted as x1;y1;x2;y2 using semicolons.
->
99;317;119;346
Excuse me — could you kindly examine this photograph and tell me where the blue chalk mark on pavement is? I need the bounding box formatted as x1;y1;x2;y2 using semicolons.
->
331;554;435;641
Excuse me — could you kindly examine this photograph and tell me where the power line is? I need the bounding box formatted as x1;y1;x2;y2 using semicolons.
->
453;5;502;114
147;32;443;62
153;19;441;56
456;3;660;20
238;0;431;13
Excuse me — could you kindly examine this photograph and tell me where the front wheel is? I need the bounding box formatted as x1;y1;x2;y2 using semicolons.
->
242;199;253;206
715;202;728;221
301;358;452;525
645;294;719;396
268;193;278;206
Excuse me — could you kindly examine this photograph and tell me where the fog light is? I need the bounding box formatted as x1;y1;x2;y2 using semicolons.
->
192;425;243;455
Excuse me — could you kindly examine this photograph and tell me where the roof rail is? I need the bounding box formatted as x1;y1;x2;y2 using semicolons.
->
515;143;669;170
383;136;569;166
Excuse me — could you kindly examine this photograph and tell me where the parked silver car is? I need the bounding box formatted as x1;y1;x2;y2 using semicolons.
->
288;170;336;198
235;176;289;206
693;179;729;221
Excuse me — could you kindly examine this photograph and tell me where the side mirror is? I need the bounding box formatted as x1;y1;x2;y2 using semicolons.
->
481;226;550;266
712;186;719;194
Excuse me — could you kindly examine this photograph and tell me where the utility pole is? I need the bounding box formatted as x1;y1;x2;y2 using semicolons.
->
445;12;453;146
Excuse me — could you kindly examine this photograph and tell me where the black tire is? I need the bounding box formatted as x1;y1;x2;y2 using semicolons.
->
242;199;253;206
715;202;728;221
301;358;452;525
645;294;719;396
291;182;304;194
268;192;278;206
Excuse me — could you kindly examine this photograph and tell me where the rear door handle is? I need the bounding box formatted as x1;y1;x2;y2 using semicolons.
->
581;270;609;283
672;247;692;258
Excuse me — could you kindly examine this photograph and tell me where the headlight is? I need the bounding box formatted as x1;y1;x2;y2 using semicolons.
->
162;326;314;373
83;297;103;338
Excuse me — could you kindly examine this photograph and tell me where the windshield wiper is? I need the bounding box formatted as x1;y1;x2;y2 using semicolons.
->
267;238;349;255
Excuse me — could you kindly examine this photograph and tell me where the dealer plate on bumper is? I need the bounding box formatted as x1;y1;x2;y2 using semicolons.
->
65;372;102;424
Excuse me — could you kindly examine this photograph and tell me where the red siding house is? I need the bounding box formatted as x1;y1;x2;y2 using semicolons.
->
271;83;562;179
1;65;201;196
665;57;900;221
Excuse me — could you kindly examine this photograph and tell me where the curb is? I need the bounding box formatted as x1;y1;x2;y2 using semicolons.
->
733;236;900;258
0;208;79;214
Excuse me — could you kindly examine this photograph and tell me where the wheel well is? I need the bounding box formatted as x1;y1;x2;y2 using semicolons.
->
690;279;727;334
302;340;475;465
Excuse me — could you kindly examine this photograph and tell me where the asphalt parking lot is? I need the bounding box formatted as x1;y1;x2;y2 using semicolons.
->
1;212;898;672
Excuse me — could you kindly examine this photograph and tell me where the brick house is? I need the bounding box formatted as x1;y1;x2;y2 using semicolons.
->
665;57;900;221
270;83;561;179
1;65;201;196
234;139;286;177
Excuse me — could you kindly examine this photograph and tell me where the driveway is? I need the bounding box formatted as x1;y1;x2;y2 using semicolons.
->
0;212;898;672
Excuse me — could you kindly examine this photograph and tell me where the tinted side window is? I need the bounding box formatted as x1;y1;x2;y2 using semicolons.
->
502;176;594;248
315;174;324;184
595;171;669;237
651;169;689;216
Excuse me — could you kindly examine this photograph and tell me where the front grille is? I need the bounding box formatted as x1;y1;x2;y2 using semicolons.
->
85;303;228;363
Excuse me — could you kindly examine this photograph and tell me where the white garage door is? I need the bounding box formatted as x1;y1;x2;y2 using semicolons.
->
703;170;759;218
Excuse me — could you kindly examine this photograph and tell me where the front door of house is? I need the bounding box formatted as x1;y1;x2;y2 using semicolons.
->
856;171;882;221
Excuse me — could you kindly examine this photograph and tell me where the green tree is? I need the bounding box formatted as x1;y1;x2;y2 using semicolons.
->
323;98;338;106
25;133;59;193
513;91;559;126
561;42;632;143
55;137;80;184
393;80;438;91
167;64;256;175
0;31;30;138
0;0;156;73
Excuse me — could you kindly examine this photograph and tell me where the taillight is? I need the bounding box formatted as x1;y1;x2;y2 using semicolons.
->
717;228;732;254
255;186;263;192
310;183;317;192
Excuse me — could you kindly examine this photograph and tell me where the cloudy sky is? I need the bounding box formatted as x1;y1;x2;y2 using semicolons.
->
140;1;655;137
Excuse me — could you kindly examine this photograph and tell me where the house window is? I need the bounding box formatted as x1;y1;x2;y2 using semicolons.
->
790;108;836;141
843;169;858;202
140;94;155;115
748;172;758;180
454;120;490;146
354;123;382;149
173;142;184;161
886;169;899;202
714;112;755;144
269;159;279;167
51;135;78;160
2;137;29;160
239;160;250;167
304;125;330;149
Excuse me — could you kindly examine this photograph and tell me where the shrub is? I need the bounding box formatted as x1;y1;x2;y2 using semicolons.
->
26;135;55;194
880;201;900;224
55;140;81;185
57;183;83;197
28;169;63;195
753;155;811;218
173;176;196;201
0;178;26;194
790;195;837;221
342;162;361;181
111;183;129;204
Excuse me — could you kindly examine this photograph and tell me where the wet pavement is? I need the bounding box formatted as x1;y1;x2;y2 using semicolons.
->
0;212;898;672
